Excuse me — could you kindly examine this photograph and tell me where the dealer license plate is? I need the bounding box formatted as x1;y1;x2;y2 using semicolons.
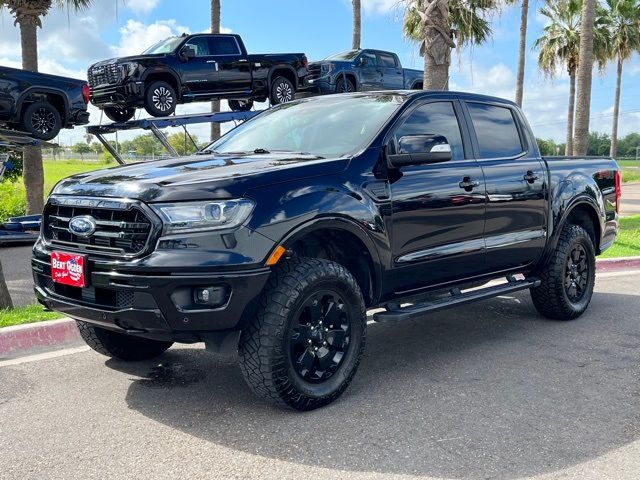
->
51;251;86;288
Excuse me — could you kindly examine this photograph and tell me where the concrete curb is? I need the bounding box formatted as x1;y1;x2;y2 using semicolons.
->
0;256;639;360
0;317;83;360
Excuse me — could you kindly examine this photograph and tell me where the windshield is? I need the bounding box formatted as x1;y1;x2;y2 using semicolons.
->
204;94;404;158
142;37;184;54
324;50;361;61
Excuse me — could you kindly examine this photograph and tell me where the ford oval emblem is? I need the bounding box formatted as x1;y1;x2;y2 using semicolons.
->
68;215;97;237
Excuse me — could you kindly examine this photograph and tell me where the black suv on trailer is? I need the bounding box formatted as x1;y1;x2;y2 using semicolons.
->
87;33;309;122
33;91;620;410
0;66;90;140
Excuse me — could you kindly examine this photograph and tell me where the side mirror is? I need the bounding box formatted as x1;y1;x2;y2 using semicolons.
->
388;134;452;168
358;57;367;67
180;45;197;61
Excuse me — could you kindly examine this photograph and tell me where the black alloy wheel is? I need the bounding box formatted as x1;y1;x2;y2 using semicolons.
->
336;77;355;93
288;290;351;383
565;243;589;302
22;101;61;141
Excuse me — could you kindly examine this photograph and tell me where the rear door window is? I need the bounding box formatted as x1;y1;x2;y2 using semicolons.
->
466;102;524;158
209;36;241;55
377;52;397;68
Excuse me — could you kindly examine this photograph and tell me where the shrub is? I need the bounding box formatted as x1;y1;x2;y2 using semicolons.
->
0;180;27;223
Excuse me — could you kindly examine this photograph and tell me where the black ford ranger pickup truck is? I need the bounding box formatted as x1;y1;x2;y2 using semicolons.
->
32;91;620;410
87;33;308;122
0;66;90;140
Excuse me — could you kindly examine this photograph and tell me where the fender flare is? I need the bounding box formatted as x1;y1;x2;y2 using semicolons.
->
278;215;384;303
16;87;70;123
267;64;298;90
140;68;183;94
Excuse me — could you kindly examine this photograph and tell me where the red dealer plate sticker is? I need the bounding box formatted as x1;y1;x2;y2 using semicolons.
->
51;251;86;287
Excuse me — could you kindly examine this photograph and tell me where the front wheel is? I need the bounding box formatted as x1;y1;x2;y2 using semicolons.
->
335;76;356;93
238;258;366;410
144;81;177;117
103;106;136;122
530;224;596;320
76;321;173;361
269;76;295;105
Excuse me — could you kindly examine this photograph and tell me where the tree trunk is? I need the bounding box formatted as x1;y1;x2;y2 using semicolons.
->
17;15;45;214
565;69;576;156
210;0;221;142
514;0;528;107
0;259;13;310
572;0;596;156
609;57;622;159
422;0;454;90
352;0;361;50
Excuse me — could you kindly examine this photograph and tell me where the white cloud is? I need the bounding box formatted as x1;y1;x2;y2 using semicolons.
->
361;0;403;15
125;0;161;15
115;19;191;57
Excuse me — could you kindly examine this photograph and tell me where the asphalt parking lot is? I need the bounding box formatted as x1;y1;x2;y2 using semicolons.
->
1;269;639;480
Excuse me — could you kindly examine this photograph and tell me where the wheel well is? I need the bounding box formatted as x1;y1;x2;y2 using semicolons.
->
336;73;356;88
564;203;601;251
270;68;296;89
412;82;423;90
145;72;179;96
289;229;376;307
20;92;66;124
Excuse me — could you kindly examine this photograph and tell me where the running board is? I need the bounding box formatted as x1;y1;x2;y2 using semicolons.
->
373;276;541;323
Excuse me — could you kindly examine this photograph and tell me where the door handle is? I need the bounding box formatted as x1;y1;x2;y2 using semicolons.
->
458;177;480;191
206;60;217;64
523;171;539;183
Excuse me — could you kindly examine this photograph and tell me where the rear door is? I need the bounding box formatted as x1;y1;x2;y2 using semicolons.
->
387;99;487;293
376;52;403;90
207;35;252;93
463;100;547;270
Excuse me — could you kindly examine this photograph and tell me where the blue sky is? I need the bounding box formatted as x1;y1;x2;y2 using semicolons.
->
1;0;639;146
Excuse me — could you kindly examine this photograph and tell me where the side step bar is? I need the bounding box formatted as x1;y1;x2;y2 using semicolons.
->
373;276;541;323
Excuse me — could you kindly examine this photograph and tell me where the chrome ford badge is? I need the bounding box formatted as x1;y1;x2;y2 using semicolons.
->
68;215;97;237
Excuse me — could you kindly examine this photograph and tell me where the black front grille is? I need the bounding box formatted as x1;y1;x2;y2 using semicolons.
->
307;64;322;80
43;201;153;257
88;64;121;88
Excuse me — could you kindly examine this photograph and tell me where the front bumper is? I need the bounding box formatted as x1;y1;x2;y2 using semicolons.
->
32;252;271;339
90;81;144;107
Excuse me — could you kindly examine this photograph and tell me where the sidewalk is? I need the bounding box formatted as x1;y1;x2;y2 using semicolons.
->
621;183;640;216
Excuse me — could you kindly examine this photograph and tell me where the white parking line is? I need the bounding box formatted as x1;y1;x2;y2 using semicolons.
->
0;346;89;367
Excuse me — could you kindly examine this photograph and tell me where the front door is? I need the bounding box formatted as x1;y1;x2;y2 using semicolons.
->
356;51;382;91
180;36;218;94
207;35;252;94
377;51;404;90
387;100;486;294
463;100;547;271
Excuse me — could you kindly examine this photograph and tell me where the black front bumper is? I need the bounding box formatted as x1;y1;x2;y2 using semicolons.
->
33;255;271;340
90;81;144;107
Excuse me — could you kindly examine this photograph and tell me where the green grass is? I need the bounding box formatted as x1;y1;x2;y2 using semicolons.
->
621;168;640;183
600;214;640;258
0;304;63;328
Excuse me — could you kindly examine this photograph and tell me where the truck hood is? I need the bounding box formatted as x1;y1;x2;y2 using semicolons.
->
51;152;348;203
89;54;166;68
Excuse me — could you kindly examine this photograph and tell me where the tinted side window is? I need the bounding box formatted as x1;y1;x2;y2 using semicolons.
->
209;36;241;55
360;51;377;67
184;37;210;56
393;102;464;161
378;52;397;68
467;102;523;158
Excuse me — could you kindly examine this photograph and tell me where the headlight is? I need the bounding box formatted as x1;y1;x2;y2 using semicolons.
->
151;199;255;235
120;62;138;78
321;63;335;74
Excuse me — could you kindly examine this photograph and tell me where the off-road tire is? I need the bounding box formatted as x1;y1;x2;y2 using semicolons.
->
228;99;254;112
144;80;177;117
530;224;596;320
103;106;136;122
21;101;61;141
238;257;367;411
269;76;295;105
76;321;173;361
335;76;356;93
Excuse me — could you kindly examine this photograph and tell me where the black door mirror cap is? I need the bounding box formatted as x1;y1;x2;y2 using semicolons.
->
388;134;452;168
180;46;197;60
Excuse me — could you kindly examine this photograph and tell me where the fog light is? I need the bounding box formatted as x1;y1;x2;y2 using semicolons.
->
193;286;227;307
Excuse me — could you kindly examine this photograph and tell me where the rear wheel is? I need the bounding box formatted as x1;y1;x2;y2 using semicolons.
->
144;81;177;117
270;76;295;105
76;321;173;361
530;224;596;320
238;258;366;410
228;99;254;112
21;101;61;141
103;106;136;122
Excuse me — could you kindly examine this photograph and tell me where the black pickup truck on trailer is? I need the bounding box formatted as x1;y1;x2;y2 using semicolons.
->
0;66;90;140
33;91;620;410
87;33;309;121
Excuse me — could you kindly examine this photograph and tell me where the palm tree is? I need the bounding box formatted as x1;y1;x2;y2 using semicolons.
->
602;0;640;158
403;0;498;90
573;0;597;155
352;0;361;50
210;0;221;142
0;259;12;309
0;0;92;215
514;0;529;107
